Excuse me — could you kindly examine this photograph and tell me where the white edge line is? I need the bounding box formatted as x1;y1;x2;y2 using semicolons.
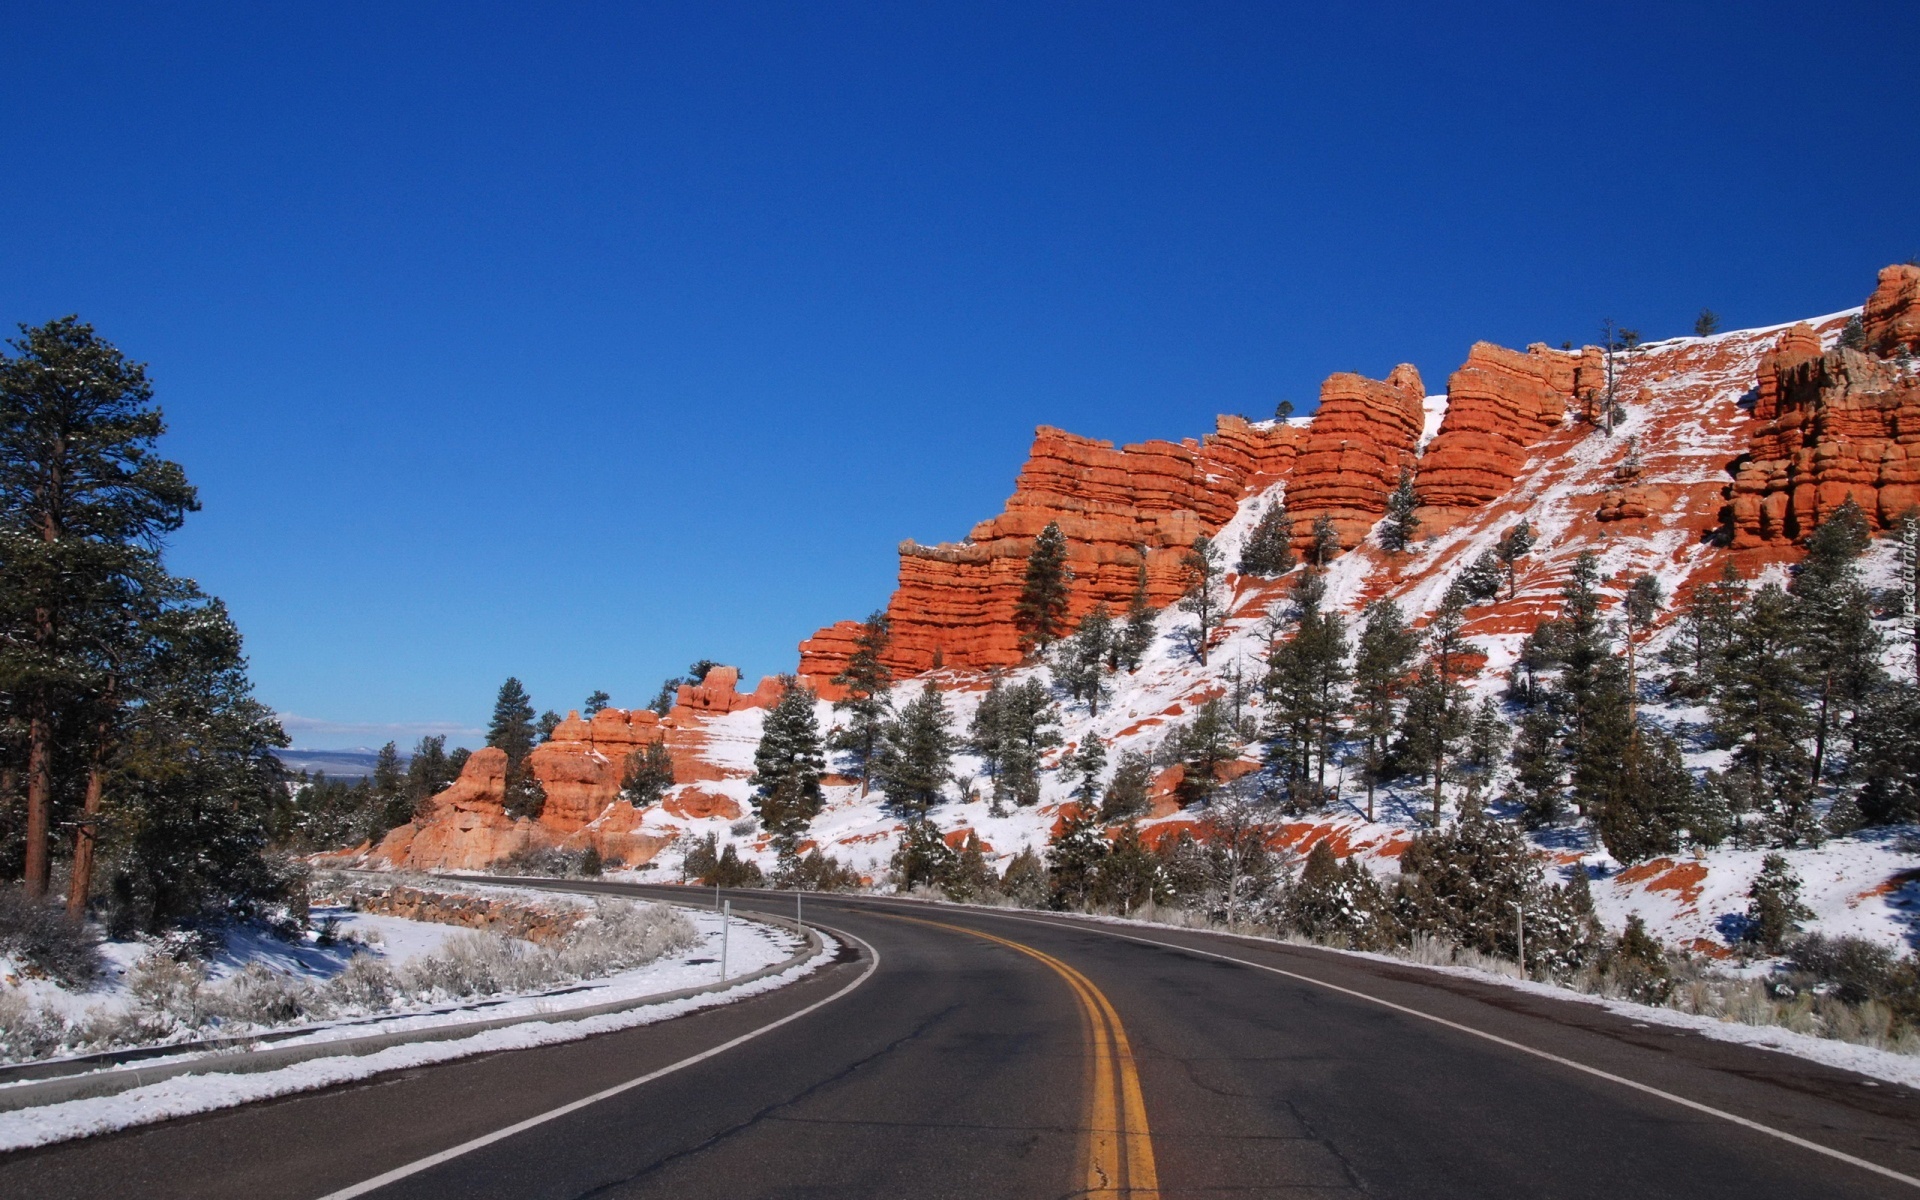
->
978;910;1920;1192
314;926;880;1200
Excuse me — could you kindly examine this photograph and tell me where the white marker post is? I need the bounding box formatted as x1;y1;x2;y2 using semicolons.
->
796;890;803;934
720;900;731;981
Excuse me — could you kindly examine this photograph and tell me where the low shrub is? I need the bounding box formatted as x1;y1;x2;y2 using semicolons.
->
0;887;103;987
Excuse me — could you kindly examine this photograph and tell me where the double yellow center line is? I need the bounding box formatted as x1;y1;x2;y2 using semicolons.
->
892;916;1159;1197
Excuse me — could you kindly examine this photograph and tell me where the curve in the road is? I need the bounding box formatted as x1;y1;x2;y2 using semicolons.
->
315;922;883;1200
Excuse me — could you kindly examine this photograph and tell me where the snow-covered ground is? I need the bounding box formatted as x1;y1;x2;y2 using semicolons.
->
0;921;836;1152
616;307;1920;973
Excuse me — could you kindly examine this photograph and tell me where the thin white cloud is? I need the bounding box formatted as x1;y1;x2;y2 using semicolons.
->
274;713;484;743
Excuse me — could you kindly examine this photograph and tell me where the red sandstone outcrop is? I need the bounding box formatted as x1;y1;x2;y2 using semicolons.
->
1282;364;1426;553
1730;322;1920;545
364;669;780;871
1864;264;1920;356
1418;343;1602;519
799;417;1303;678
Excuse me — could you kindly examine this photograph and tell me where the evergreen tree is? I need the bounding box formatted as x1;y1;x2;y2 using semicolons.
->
536;709;562;742
1099;750;1152;822
829;610;894;795
1694;309;1720;337
1457;550;1505;603
405;735;456;818
1174;698;1238;807
1285;839;1395;949
1058;603;1114;715
750;678;826;856
1350;599;1417;821
1493;521;1536;601
874;681;954;815
1116;558;1158;671
1509;703;1565;827
1397;584;1472;819
1592;723;1697;863
1712;583;1815;844
1790;500;1879;789
99;596;290;932
967;672;1010;787
1014;521;1072;653
995;678;1061;807
1461;697;1510;802
891;816;957;891
1378;470;1422;552
1000;845;1050;907
1178;535;1225;665
1744;853;1811;953
487;678;538;770
1047;808;1109;910
620;738;677;807
1093;823;1164;912
1664;561;1743;698
371;741;409;833
582;690;611;717
1308;513;1341;567
0;317;199;897
1261;571;1350;803
944;831;997;901
1065;735;1107;806
1238;502;1296;577
1854;683;1920;825
1839;314;1867;351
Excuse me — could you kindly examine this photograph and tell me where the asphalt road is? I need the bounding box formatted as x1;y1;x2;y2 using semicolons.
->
4;881;1919;1198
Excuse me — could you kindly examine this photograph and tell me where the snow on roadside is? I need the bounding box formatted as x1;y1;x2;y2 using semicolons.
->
0;927;839;1152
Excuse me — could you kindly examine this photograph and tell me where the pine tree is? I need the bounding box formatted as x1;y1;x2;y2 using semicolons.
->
1713;583;1816;846
945;831;997;901
1000;846;1050;907
1014;521;1072;653
750;678;826;856
1694;309;1720;337
967;672;1010;788
1308;514;1341;567
1378;470;1422;553
1457;550;1505;603
1094;823;1163;912
1509;703;1565;827
874;681;954;815
1058;603;1114;715
1398;584;1472;819
1237;502;1296;577
1178;535;1225;665
1047;808;1110;910
1664;560;1743;697
1592;723;1696;863
1116;558;1158;671
1066;735;1107;806
1744;853;1811;953
1350;599;1417;821
1174;698;1238;807
1099;750;1152;822
372;741;408;833
405;734;456;818
487;678;538;770
620;738;677;807
1494;521;1536;601
995;678;1061;807
829;610;894;795
891;816;957;891
1262;571;1350;803
1854;683;1920;825
583;690;611;716
1790;500;1879;790
0;317;199;897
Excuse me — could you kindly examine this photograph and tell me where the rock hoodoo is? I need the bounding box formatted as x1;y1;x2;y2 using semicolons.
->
1730;322;1920;546
1279;363;1426;554
799;417;1302;681
1864;263;1920;356
1417;342;1600;521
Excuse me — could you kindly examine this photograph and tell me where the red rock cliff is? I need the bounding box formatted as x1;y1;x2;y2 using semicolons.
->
1418;342;1602;519
1281;364;1426;553
798;416;1302;681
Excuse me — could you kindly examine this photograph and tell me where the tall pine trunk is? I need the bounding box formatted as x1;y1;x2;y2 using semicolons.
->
66;683;114;918
24;708;52;897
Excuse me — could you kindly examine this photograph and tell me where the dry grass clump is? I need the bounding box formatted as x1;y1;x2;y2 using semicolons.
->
0;898;696;1064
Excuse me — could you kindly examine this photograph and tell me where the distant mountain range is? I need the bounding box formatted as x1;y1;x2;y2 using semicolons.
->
274;747;405;780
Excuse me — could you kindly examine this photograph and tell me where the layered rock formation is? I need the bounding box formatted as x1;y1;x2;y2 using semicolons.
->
1280;364;1426;552
1730;322;1920;546
1417;343;1601;522
799;416;1303;680
1865;263;1920;356
365;670;776;871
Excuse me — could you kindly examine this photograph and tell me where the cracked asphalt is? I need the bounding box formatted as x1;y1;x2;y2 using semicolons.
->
4;884;1919;1198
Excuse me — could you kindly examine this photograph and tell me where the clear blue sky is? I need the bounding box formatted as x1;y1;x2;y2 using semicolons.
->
2;3;1914;748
